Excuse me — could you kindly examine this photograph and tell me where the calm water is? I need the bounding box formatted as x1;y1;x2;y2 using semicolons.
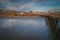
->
0;17;52;40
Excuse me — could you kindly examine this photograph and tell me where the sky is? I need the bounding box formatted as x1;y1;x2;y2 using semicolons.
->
0;0;60;12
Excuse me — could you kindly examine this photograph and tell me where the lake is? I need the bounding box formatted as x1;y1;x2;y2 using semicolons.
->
0;17;54;40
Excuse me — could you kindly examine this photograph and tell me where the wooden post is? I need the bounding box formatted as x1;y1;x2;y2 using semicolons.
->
46;16;58;40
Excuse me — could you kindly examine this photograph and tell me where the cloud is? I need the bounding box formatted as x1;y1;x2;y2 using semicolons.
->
48;7;60;12
0;0;35;11
34;0;47;3
0;0;60;12
4;2;35;11
34;0;60;3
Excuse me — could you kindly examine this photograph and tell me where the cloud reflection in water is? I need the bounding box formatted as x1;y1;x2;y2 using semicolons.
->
0;17;51;40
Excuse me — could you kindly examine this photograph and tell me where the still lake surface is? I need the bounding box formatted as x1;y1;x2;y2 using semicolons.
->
0;17;54;40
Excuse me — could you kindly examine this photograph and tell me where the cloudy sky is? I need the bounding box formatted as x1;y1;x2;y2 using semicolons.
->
0;0;60;12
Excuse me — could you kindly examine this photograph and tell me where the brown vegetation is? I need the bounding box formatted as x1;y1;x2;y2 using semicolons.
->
0;10;60;18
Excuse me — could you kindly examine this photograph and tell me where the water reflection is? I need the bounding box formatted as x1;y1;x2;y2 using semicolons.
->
58;20;60;28
0;17;51;40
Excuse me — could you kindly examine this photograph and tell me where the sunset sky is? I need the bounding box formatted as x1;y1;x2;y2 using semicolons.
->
0;0;60;12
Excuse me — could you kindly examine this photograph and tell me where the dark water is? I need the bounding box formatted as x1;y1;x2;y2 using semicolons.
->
0;17;52;40
58;20;60;28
